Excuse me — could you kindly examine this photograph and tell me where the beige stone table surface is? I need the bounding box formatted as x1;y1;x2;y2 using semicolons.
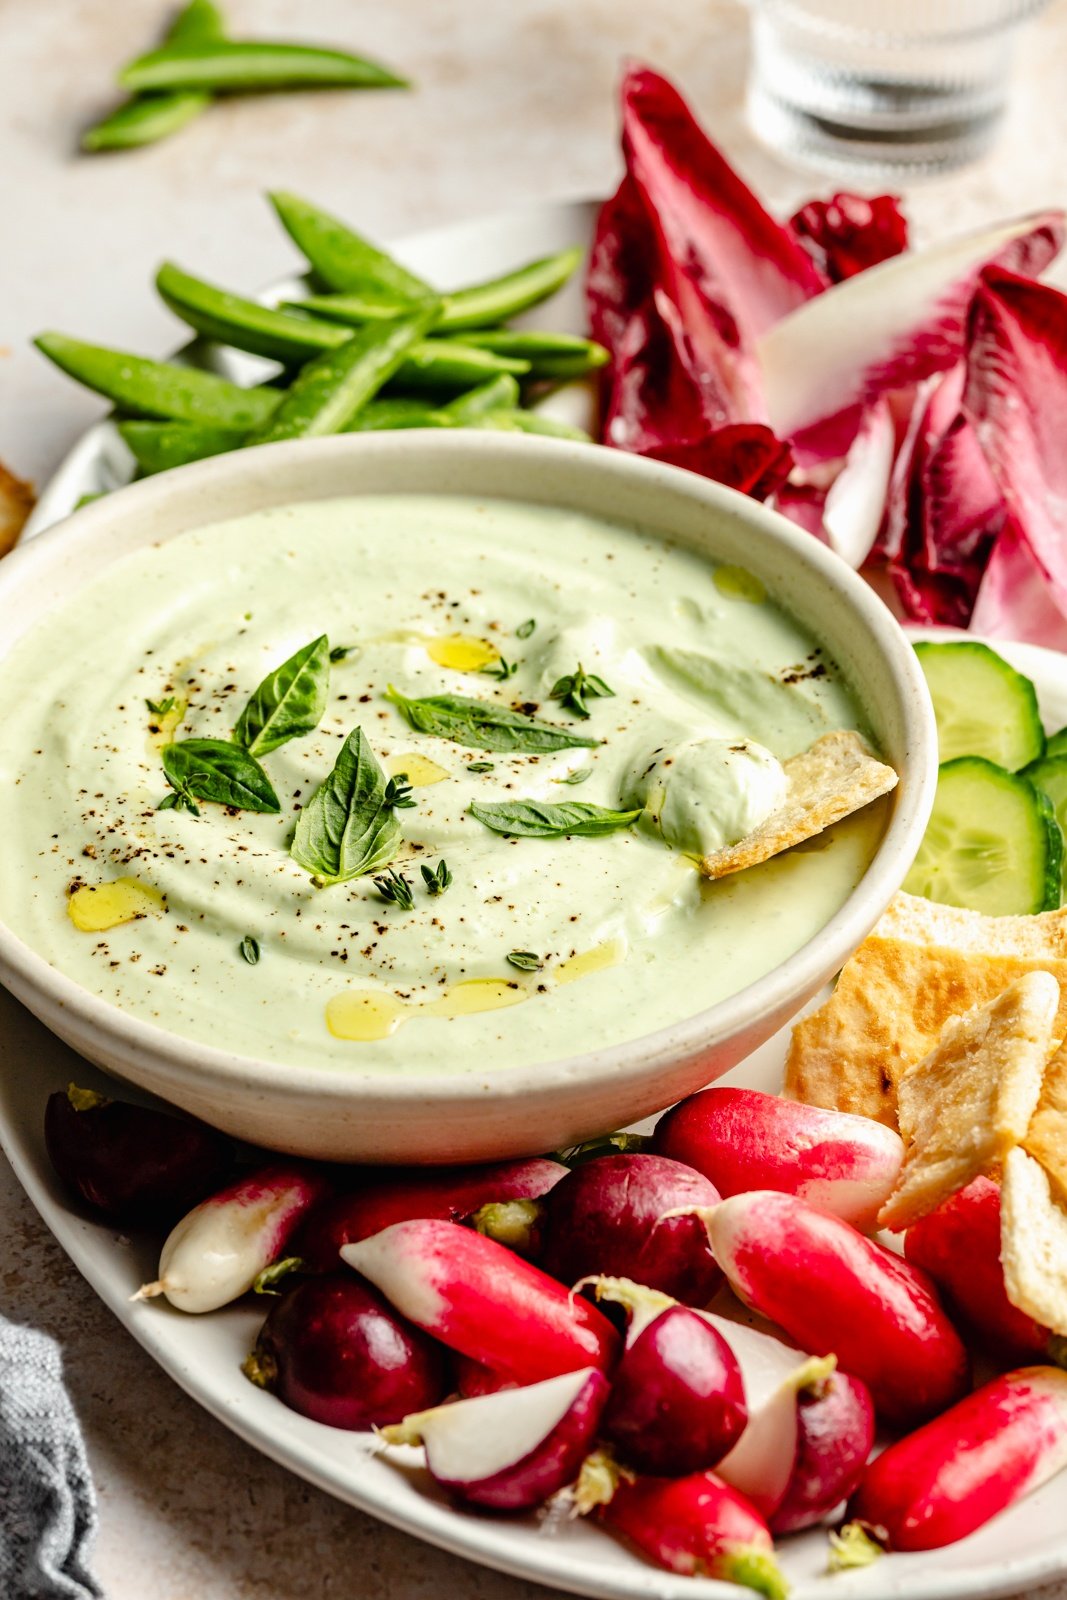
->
3;2;1067;1595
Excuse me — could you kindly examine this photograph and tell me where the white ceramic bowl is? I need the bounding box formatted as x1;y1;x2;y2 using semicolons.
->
0;433;936;1162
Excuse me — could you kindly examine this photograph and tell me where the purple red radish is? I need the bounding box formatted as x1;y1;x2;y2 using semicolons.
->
341;1219;619;1382
590;1277;747;1475
539;1153;722;1304
654;1086;903;1232
44;1083;233;1225
769;1367;875;1534
454;1356;518;1399
704;1190;969;1427
707;1314;832;1518
294;1158;566;1271
905;1176;1054;1364
848;1367;1067;1551
135;1164;328;1313
592;1460;787;1597
244;1272;448;1428
382;1366;608;1511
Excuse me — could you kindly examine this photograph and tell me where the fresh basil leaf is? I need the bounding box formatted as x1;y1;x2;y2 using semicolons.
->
386;685;598;754
234;634;330;758
469;799;641;838
162;739;280;813
291;727;401;886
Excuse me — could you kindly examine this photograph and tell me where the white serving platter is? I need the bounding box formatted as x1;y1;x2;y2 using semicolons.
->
10;194;1067;1598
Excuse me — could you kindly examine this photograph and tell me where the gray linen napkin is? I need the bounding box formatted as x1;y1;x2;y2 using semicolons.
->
0;1313;103;1600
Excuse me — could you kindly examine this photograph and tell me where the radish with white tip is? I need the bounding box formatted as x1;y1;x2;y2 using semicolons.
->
848;1366;1067;1551
587;1276;747;1475
341;1218;619;1382
704;1190;969;1427
579;1455;788;1597
381;1366;609;1511
134;1164;328;1314
654;1086;903;1232
768;1365;874;1534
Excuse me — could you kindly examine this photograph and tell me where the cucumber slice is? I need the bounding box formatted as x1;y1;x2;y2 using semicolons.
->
904;756;1062;915
1021;754;1067;904
914;641;1045;770
1047;727;1067;758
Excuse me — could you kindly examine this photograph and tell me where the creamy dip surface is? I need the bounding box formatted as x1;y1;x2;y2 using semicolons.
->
0;495;886;1074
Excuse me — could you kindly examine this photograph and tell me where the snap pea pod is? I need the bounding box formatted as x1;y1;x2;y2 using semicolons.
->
288;246;585;333
120;40;406;94
118;419;242;473
390;342;528;393
248;306;439;444
443;330;610;381
158;261;353;363
82;0;224;152
154;265;528;386
270;190;430;299
440;374;521;422
34;333;281;429
345;399;453;431
469;409;591;441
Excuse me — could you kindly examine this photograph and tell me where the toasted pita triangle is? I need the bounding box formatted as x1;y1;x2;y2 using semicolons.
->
1002;1146;1067;1337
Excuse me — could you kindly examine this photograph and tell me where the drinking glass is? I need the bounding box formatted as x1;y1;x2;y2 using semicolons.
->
745;0;1050;176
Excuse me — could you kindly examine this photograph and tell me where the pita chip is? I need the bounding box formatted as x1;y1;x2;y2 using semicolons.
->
699;730;897;881
877;971;1059;1231
786;892;1067;1127
1002;1146;1067;1338
0;461;34;558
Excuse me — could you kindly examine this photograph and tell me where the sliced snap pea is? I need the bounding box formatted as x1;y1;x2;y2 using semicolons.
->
157;262;353;363
269;191;430;299
444;330;610;381
289;246;585;333
248;305;440;444
82;0;223;152
345;398;453;431
118;419;242;473
35;333;281;430
120;40;406;94
469;409;591;442
440;374;521;422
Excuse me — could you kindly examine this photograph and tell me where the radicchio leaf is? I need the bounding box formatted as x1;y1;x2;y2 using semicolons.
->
877;366;1004;627
821;398;896;567
758;210;1065;462
789;193;908;283
620;66;826;346
643;424;794;501
963;267;1067;641
970;521;1067;650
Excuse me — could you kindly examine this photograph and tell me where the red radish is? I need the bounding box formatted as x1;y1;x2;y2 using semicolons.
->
592;1462;787;1596
539;1153;722;1305
589;1277;747;1476
758;209;1063;459
769;1368;875;1535
341;1219;619;1383
705;1191;969;1427
905;1176;1053;1364
848;1366;1067;1551
44;1083;233;1225
707;1314;829;1517
382;1366;608;1512
654;1086;903;1232
293;1158;565;1271
243;1272;447;1429
454;1356;518;1399
134;1164;328;1314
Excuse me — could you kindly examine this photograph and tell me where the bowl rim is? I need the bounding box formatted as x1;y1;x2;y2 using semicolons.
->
0;430;937;1106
